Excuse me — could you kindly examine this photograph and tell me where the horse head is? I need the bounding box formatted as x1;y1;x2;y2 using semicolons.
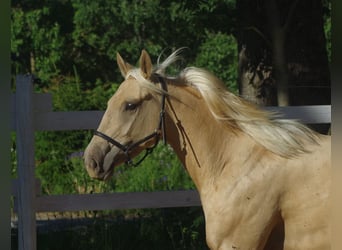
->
84;50;166;180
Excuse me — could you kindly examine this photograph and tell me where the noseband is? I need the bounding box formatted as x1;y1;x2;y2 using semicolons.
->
94;74;168;167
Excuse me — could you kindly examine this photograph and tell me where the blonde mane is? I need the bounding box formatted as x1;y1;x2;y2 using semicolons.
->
126;49;319;158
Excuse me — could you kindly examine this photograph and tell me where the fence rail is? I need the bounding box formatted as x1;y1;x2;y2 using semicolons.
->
11;75;331;250
10;104;331;132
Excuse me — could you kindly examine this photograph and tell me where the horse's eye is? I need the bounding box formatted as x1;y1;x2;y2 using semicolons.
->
125;102;139;111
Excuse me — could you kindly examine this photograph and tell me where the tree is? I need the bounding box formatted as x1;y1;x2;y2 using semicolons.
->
11;4;64;84
236;0;330;107
11;0;236;87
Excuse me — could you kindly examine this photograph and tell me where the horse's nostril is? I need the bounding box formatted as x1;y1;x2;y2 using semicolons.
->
87;159;104;175
89;159;97;169
86;159;97;172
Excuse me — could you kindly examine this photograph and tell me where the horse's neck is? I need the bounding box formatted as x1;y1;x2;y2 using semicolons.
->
165;84;251;190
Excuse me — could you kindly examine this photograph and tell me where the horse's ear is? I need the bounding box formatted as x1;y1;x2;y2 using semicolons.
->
116;52;132;78
139;49;152;79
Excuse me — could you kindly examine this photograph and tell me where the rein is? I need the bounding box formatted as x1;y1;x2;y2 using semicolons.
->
94;74;167;167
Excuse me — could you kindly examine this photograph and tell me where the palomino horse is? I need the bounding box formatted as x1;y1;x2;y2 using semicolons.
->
84;49;331;249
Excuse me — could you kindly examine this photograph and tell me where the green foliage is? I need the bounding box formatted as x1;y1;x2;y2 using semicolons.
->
114;145;195;192
195;32;238;92
11;6;64;83
34;130;94;195
50;76;118;111
11;0;237;85
32;75;115;194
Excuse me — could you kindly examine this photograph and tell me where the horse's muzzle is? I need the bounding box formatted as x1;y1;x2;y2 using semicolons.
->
84;143;121;181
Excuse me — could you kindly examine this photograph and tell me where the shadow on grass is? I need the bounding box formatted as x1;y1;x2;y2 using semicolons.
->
11;207;209;250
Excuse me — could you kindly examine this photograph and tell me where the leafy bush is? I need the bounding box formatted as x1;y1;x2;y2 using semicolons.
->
195;32;238;92
11;6;64;83
114;145;195;193
33;76;117;195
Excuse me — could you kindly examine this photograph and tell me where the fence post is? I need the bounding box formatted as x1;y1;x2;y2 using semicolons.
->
16;75;36;250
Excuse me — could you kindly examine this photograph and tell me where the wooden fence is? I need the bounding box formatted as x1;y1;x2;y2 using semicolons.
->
10;75;331;250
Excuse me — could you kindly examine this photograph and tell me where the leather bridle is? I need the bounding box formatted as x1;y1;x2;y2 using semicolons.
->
94;74;167;167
